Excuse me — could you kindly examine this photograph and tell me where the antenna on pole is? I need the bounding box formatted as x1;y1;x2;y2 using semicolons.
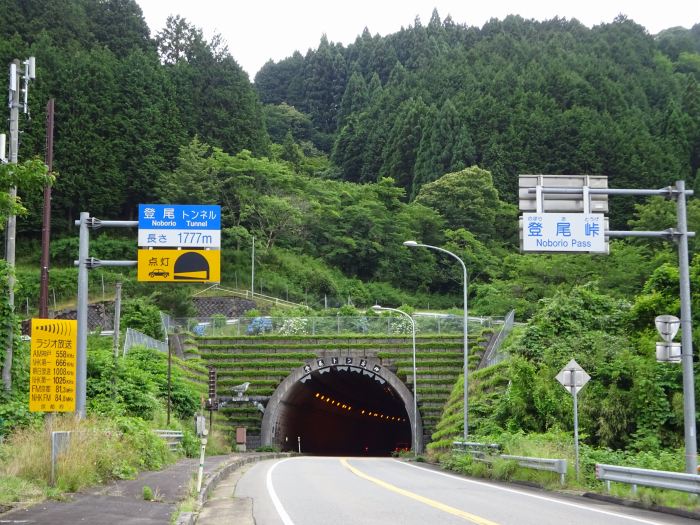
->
8;62;17;94
22;56;35;115
3;56;36;392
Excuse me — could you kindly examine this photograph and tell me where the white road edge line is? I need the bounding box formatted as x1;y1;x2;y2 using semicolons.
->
394;460;667;525
266;457;296;525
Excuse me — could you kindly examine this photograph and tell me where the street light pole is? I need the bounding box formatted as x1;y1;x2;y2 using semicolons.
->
251;235;255;297
372;305;418;455
404;240;469;439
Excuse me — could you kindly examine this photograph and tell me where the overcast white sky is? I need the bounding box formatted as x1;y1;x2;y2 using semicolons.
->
138;1;700;79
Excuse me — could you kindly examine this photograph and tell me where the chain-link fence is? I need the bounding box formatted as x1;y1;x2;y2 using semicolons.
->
122;327;168;356
172;314;504;337
479;310;515;368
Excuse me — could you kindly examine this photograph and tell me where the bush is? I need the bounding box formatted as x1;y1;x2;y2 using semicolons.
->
50;235;136;265
180;427;200;457
255;445;280;452
86;337;199;421
121;298;164;339
114;417;170;471
278;318;308;335
439;451;473;473
150;286;196;317
492;458;518;481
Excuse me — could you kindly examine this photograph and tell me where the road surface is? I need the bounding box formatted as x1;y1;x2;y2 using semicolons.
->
235;457;698;525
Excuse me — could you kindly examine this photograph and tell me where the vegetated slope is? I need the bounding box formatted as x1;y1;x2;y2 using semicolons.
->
430;280;700;455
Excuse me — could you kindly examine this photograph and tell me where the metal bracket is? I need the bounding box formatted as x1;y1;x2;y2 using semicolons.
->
662;186;676;200
663;228;680;242
85;257;101;269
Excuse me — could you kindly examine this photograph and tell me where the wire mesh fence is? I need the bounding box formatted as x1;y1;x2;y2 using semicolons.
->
478;310;515;368
172;314;504;337
122;327;168;356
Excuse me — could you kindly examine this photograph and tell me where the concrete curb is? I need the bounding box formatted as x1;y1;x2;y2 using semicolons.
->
419;458;700;521
176;452;292;525
582;491;700;521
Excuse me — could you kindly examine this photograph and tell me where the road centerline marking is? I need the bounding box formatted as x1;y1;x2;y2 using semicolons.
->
340;458;500;525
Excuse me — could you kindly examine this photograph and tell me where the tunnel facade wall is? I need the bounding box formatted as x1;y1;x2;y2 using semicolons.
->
261;357;423;452
193;334;474;451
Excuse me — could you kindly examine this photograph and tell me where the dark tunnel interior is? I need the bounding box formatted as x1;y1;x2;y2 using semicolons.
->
273;367;412;456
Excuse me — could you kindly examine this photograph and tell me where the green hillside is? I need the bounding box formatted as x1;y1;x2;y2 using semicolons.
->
0;1;699;507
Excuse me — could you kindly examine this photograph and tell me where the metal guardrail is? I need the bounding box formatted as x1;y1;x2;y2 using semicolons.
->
502;454;567;485
453;441;502;461
453;441;567;485
596;463;700;495
193;284;304;309
153;429;184;451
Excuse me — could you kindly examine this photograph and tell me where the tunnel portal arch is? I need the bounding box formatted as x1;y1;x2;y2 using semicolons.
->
261;357;423;455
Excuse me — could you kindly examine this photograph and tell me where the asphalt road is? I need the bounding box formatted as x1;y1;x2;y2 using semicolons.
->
235;457;699;525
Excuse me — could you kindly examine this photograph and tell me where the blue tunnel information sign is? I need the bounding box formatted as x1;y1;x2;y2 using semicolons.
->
138;204;221;248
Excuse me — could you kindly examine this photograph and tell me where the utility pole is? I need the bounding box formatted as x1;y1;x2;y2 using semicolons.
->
3;57;35;391
39;99;54;318
113;282;122;358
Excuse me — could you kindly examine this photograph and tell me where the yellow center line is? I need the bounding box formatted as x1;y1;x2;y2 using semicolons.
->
339;458;501;525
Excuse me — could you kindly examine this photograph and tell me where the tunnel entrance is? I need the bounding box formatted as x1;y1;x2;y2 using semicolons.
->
261;358;421;456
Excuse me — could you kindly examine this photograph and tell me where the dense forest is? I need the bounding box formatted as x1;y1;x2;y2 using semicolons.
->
256;12;700;213
0;1;698;314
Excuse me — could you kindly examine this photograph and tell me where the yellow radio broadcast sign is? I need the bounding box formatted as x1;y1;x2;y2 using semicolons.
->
138;249;220;283
29;319;77;413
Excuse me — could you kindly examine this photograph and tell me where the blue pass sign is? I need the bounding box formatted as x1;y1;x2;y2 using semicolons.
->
522;213;606;253
138;204;220;230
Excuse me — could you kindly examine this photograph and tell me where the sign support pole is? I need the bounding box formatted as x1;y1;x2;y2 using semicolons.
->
167;342;172;426
196;437;207;492
556;359;589;482
74;213;138;417
572;373;580;480
76;212;90;418
676;180;697;474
